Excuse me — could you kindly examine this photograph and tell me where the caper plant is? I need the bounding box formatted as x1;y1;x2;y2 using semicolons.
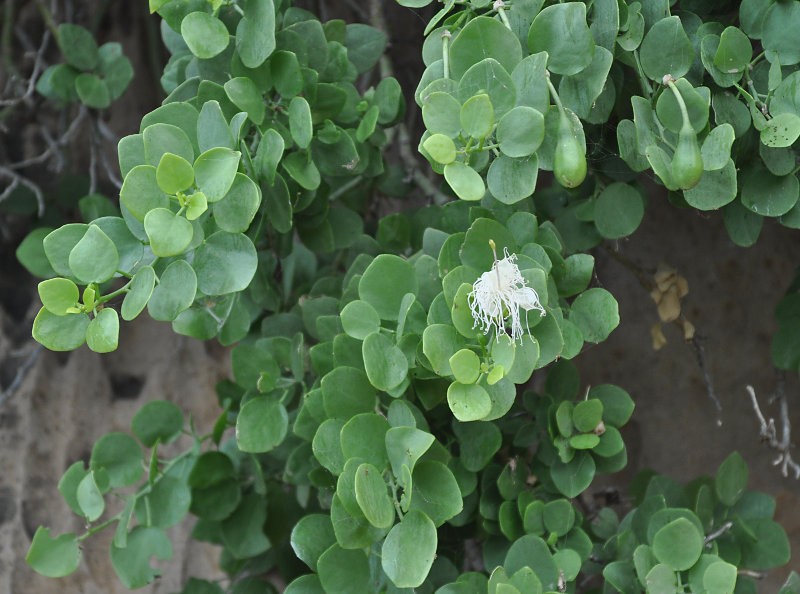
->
21;0;799;593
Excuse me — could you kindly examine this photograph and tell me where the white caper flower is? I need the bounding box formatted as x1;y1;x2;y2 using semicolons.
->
468;240;546;343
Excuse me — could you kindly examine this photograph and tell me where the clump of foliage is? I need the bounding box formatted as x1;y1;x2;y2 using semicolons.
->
17;0;800;593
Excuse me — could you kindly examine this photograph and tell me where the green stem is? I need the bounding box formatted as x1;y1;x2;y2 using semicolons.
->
34;0;59;40
495;2;512;30
632;50;653;99
666;79;691;129
329;175;363;201
442;31;451;80
77;515;120;542
97;280;132;305
545;75;565;111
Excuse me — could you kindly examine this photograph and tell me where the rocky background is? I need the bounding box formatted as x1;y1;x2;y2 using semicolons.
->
0;1;797;592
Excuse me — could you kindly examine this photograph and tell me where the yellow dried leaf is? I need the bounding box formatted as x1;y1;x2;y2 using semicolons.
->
651;323;667;350
681;318;695;341
657;285;681;322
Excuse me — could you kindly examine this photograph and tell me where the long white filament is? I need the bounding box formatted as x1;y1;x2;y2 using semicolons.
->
468;243;546;343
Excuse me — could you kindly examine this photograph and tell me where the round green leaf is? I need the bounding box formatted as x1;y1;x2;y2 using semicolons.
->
639;16;694;81
354;462;394;528
181;12;230;59
645;564;677;593
90;432;143;488
723;199;763;247
569;288;619;343
156;153;194;194
38;278;79;316
224;77;265;125
32;308;89;351
358;254;418;320
340;413;390;469
528;3;595;76
363;331;408;391
703;561;738;594
458;58;516;119
220;493;270;559
543;499;575;536
340;300;381;340
714;27;752;73
68;225;119;284
236;396;289;453
381;510;437;588
594;182;645;239
683;159;738;210
738;518;790;570
290;514;336;572
497;106;545;158
550;452;596;498
312;418;346;474
147;259;197;322
449;349;480;384
715;451;748;507
487;155;539;205
75;73;110;109
318;545;371;594
460;94;494;139
235;0;275;68
133;462;191;529
655;78;709;134
423;134;457;165
444;162;485;202
408;460;463;526
194;147;241;202
741;166;799;217
289;96;313;149
144;208;193;257
121;265;156;321
422;92;462;137
86;307;119;353
131;401;184;448
120;165;170;220
213;173;261;233
702;124;735;171
447;381;492;422
652;518;704;571
16;227;57;279
110;526;173;589
762;1;800;65
26;527;81;578
58;23;98;70
194;231;257;295
573;398;604;433
760;112;800;148
450;16;522;80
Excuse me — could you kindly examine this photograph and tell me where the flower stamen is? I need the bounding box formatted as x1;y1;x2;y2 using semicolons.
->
468;240;546;343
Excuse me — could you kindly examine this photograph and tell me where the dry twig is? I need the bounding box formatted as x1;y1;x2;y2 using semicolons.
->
746;383;800;479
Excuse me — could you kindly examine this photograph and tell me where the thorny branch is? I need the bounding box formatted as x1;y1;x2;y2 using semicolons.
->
746;382;800;479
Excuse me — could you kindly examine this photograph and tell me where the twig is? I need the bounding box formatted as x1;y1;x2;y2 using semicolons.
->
704;521;733;544
0;166;45;215
737;569;766;580
691;335;722;419
89;117;99;194
7;105;88;170
0;344;44;408
0;29;50;107
746;384;800;479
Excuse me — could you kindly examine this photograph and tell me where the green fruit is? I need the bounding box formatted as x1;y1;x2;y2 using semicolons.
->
671;123;704;190
553;111;587;188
